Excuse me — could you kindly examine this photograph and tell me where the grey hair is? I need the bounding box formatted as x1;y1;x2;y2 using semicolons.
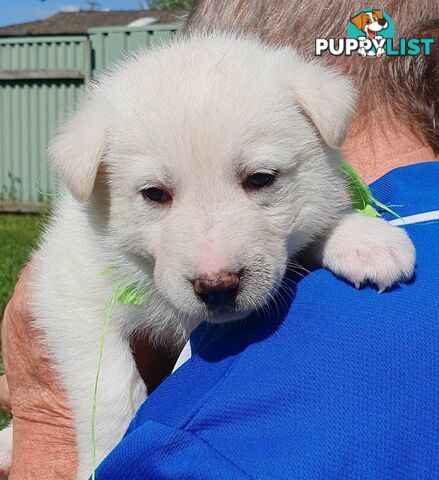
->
184;0;439;152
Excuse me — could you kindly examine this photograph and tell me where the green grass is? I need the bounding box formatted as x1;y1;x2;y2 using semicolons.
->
0;213;46;316
0;213;46;429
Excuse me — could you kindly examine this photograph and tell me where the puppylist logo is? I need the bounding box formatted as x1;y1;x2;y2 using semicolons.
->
316;8;435;58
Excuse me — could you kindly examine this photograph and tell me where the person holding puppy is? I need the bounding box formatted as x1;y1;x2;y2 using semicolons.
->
1;1;438;478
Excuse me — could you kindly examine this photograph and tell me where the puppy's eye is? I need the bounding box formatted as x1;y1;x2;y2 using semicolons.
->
366;17;371;24
141;187;171;204
244;172;275;190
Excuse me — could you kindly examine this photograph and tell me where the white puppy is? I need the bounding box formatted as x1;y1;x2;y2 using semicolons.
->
0;33;414;478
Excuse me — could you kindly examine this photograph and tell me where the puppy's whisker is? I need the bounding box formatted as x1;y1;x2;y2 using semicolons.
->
275;283;295;310
286;259;311;274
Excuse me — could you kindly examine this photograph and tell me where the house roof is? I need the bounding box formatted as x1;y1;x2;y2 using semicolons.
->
0;10;184;37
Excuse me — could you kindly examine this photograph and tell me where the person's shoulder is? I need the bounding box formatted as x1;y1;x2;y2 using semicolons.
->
370;161;439;218
293;161;439;322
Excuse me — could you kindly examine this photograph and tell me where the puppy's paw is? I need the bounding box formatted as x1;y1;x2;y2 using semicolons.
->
0;424;12;478
321;212;415;291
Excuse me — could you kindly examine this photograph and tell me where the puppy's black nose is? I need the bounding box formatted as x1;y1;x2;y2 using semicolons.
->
378;18;387;26
194;270;240;307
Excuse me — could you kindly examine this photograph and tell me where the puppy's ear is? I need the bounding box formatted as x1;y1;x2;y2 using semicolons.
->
49;99;106;203
350;12;366;31
373;9;384;19
288;58;356;148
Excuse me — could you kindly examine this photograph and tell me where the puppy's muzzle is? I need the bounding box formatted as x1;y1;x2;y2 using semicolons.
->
194;270;241;308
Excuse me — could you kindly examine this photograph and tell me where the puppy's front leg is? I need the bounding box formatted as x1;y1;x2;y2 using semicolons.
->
317;211;415;291
59;325;146;479
0;423;12;477
48;313;146;480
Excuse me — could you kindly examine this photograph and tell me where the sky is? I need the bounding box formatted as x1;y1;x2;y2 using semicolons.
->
0;1;149;26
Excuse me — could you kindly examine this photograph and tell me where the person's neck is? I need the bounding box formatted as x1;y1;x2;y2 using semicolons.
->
341;110;436;184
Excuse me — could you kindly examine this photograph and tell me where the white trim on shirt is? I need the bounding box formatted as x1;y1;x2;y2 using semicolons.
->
172;341;192;373
389;210;439;226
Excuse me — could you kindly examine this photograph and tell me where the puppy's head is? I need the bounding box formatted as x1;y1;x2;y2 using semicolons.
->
50;33;354;328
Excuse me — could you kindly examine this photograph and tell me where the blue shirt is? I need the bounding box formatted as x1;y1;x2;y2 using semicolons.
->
96;162;439;480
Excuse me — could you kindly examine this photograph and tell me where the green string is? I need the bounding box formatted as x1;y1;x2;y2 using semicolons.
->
36;178;67;198
340;159;401;219
90;278;150;479
116;283;150;305
90;283;121;480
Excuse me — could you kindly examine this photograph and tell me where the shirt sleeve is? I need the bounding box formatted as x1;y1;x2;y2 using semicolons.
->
94;420;252;480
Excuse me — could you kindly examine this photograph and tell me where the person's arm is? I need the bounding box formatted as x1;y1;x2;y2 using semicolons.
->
1;264;78;479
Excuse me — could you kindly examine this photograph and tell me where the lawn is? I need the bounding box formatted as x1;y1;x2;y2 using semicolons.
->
0;213;46;429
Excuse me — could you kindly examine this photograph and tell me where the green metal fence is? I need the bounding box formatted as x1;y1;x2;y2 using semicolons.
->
0;25;177;208
90;25;178;76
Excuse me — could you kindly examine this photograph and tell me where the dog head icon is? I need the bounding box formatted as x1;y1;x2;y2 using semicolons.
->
350;9;388;39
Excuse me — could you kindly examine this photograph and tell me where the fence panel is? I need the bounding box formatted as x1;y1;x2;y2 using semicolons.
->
0;36;89;205
88;25;177;76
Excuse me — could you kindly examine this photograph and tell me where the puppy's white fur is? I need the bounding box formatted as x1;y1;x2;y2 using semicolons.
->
0;425;12;477
0;33;415;478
